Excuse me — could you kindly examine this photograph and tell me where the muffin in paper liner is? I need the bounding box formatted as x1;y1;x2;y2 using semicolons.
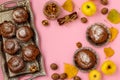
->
86;23;111;46
73;47;99;72
43;0;61;20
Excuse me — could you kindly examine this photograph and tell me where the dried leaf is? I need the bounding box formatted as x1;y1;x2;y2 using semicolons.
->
64;63;78;78
109;27;119;42
104;47;115;58
107;9;120;24
62;0;74;12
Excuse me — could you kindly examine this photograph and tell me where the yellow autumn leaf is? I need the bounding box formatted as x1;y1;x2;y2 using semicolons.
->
109;27;119;42
104;47;115;58
64;63;78;78
107;9;120;24
62;0;74;12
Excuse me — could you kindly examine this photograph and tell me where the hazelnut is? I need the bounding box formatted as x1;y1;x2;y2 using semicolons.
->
51;73;60;80
81;17;88;23
73;76;81;80
100;0;108;5
101;7;109;15
60;73;68;79
76;42;82;48
50;63;58;70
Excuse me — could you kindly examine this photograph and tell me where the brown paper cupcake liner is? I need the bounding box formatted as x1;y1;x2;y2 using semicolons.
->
86;23;111;47
73;47;99;72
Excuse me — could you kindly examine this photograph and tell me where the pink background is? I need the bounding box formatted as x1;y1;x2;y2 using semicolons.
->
0;0;120;80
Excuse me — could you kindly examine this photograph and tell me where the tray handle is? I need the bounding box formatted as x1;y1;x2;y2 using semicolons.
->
0;0;20;9
0;0;28;11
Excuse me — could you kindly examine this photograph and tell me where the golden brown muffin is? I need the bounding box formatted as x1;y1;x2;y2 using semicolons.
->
87;24;109;44
16;26;33;42
74;48;97;71
8;56;25;73
0;21;16;38
4;39;20;55
12;8;28;23
22;44;39;61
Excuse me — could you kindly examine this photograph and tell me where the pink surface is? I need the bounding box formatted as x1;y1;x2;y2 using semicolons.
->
0;0;120;80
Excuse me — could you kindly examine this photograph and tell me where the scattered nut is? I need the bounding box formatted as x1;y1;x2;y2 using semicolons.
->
101;7;109;15
42;20;49;26
50;63;58;70
51;73;60;80
100;0;108;5
73;76;81;80
81;17;88;23
76;42;82;48
60;73;68;79
30;65;38;73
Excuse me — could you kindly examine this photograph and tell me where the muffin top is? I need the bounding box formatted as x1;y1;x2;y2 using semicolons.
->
22;44;39;61
74;48;97;71
4;39;20;55
87;24;109;45
16;26;33;42
0;21;16;38
12;8;28;23
7;56;25;73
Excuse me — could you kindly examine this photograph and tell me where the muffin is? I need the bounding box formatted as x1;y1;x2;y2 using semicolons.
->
87;23;110;45
12;8;28;23
22;44;39;61
0;21;16;38
4;39;20;55
16;26;33;42
74;47;97;71
43;1;61;19
7;56;25;73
